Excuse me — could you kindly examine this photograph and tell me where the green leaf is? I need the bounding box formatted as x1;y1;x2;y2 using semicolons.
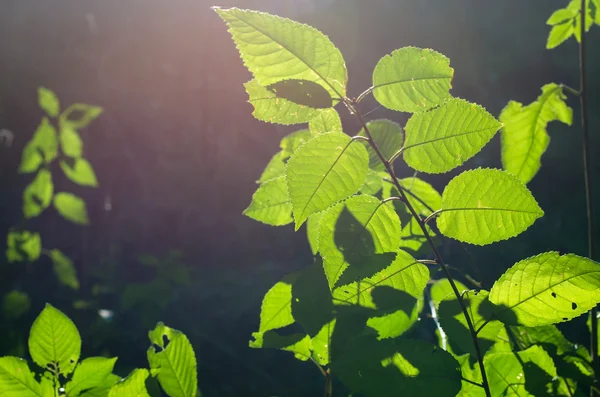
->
285;132;369;229
23;170;54;218
53;192;89;225
280;129;313;159
6;231;42;263
489;252;600;326
244;80;322;125
372;47;453;113
147;323;198;397
366;296;423;340
318;195;401;289
306;212;323;255
214;7;347;101
399;177;442;216
243;177;292;226
333;337;462;397
437;168;544;245
500;83;572;184
308;108;342;135
19;118;59;173
50;250;79;290
60;159;99;187
310;319;336;365
360;170;383;195
547;8;578;25
28;303;81;375
547;22;575;49
485;345;557;397
573;0;595;42
403;98;501;174
59;127;83;158
0;357;47;397
438;290;509;357
65;357;118;397
59;103;103;130
108;369;151;397
456;354;485;397
267;79;333;109
2;290;31;319
249;332;312;361
38;87;60;117
256;279;294;333
78;374;120;397
429;278;468;309
258;151;286;183
358;119;404;172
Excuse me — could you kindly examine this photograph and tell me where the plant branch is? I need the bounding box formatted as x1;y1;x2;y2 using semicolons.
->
578;1;599;395
347;98;492;397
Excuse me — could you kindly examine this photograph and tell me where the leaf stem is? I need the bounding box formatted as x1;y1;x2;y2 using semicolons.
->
578;1;599;395
356;86;374;104
347;98;492;397
560;83;581;97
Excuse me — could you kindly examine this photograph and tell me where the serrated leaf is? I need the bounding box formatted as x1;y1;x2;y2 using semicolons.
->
485;345;556;397
399;177;442;216
547;8;578;25
310;319;335;365
50;250;79;290
244;80;322;125
65;357;117;397
438;290;509;357
358;119;404;172
243;177;292;226
308;108;342;135
108;369;150;397
366;294;424;340
29;303;81;375
547;22;575;49
257;279;294;333
23;170;54;218
60;159;98;187
285;132;369;229
258;151;286;183
372;47;453;113
78;374;120;397
333;337;462;397
53;192;89;225
456;354;485;397
267;79;333;109
0;357;47;397
38;87;60;117
249;332;312;361
214;7;347;101
437;168;544;245
403;98;501;174
306;212;323;255
429;279;469;310
489;252;600;326
500;84;572;184
280;129;313;159
6;231;42;263
360;170;383;195
147;323;198;397
20;118;59;173
60;103;103;130
59;127;83;158
318;195;401;289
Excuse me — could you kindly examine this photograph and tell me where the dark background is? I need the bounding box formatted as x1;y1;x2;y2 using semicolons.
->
1;1;599;396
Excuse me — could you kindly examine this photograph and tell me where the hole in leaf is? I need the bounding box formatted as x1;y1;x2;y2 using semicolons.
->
162;334;170;349
152;343;163;353
551;292;557;298
572;302;578;310
563;317;568;320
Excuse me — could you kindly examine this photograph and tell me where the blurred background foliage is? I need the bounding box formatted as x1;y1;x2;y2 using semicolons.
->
0;0;599;396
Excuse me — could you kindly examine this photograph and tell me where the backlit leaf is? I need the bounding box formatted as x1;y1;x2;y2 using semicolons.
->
257;279;294;333
489;252;600;326
108;369;150;397
547;22;575;49
214;7;347;100
50;250;79;290
245;80;322;125
38;87;60;117
547;8;577;25
65;357;117;397
403;98;501;174
437;168;544;245
358;119;404;172
243;177;292;226
457;354;485;397
280;129;313;159
29;304;81;375
6;231;41;263
59;127;83;158
79;375;120;397
60;103;103;130
249;332;312;361
429;278;469;310
333;337;461;397
500;83;572;184
309;108;342;135
285;132;369;229
258;151;286;183
267;79;333;109
372;47;453;113
360;170;383;195
19;118;58;173
60;159;98;187
23;170;54;218
310;319;336;365
318;195;401;289
147;323;198;397
399;177;442;216
306;212;323;255
53;192;89;225
0;357;46;397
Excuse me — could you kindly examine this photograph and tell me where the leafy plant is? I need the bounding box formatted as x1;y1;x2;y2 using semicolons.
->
5;87;102;290
214;3;599;396
0;304;200;397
